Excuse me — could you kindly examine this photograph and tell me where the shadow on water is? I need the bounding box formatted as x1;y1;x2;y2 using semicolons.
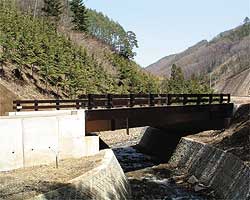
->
112;146;155;173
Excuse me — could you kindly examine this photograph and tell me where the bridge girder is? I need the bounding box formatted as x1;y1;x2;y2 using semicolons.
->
86;103;234;133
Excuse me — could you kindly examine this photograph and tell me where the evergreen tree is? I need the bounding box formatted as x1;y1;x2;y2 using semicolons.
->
168;64;186;93
120;31;138;59
244;17;250;24
87;9;139;59
0;2;160;96
42;0;63;22
70;0;88;31
161;65;213;94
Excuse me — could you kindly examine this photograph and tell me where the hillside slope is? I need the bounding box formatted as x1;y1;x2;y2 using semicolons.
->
214;68;250;96
147;40;208;77
146;23;250;96
0;3;159;99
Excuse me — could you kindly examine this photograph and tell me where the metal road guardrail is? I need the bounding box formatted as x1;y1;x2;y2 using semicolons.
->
13;93;231;112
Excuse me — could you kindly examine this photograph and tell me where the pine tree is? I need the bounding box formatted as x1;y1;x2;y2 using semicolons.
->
42;0;63;22
70;0;88;32
168;64;186;93
120;31;138;59
244;17;250;24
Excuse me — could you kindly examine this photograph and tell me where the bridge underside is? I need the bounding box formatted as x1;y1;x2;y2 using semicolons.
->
86;103;234;134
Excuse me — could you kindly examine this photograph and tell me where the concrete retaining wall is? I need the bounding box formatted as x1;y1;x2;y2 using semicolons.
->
136;127;182;161
170;137;250;200
0;110;99;171
32;149;131;200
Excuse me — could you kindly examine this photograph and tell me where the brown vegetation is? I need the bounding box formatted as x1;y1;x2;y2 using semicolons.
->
146;24;250;96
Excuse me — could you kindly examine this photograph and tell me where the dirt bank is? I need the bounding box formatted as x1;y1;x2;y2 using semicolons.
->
188;103;250;166
97;127;143;148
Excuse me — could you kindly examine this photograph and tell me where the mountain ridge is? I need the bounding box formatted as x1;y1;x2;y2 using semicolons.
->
146;22;250;95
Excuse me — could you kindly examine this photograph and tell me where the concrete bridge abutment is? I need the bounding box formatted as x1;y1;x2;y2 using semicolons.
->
0;110;100;171
136;115;233;162
136;127;182;162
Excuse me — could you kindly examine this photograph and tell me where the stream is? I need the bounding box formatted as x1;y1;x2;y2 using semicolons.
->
112;142;212;200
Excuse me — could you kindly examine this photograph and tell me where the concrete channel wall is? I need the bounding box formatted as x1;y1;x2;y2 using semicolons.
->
0;110;99;171
32;149;131;200
170;137;250;200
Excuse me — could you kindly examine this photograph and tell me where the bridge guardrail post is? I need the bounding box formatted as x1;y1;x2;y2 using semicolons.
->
197;95;201;105
149;93;155;107
167;94;172;105
88;94;93;109
129;94;135;107
34;100;38;111
76;100;80;109
209;94;213;104
220;94;224;104
227;94;230;104
107;94;113;109
16;100;21;112
56;100;60;110
183;94;187;105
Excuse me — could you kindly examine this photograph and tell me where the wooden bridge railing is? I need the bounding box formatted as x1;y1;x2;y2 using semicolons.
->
13;93;231;112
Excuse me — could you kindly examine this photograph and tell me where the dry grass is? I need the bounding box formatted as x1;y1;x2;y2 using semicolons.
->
187;104;250;165
0;153;103;200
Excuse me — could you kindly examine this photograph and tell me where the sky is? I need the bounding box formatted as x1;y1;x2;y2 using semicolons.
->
85;0;250;67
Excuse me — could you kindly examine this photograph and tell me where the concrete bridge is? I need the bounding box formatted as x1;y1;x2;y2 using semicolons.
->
0;93;233;171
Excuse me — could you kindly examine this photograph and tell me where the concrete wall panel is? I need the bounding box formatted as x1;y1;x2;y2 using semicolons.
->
0;119;23;171
83;136;99;156
23;117;59;167
58;112;85;159
0;110;93;171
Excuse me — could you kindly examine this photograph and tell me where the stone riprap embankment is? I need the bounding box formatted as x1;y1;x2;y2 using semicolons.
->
33;149;130;200
170;137;250;200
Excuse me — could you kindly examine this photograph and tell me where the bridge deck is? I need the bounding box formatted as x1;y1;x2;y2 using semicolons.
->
13;94;233;133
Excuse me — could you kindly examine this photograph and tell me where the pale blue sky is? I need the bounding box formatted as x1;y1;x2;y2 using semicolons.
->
85;0;250;67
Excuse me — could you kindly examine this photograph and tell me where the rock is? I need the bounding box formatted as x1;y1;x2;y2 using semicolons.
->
168;177;175;184
173;174;186;184
194;183;208;192
176;180;184;184
208;190;216;197
187;175;198;184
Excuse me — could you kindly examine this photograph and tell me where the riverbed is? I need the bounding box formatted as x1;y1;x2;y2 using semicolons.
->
111;140;216;199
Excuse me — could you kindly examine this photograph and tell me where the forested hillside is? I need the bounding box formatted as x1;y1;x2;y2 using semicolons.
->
146;19;250;95
0;0;212;98
87;9;138;59
0;1;159;99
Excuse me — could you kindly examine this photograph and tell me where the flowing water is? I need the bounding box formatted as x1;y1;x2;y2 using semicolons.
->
112;142;211;200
